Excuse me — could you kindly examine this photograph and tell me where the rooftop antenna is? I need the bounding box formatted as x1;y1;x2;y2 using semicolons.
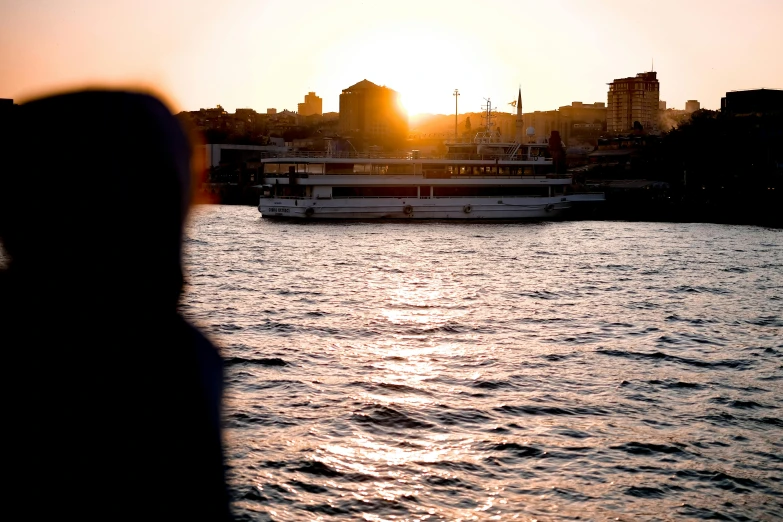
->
651;58;654;72
453;89;460;142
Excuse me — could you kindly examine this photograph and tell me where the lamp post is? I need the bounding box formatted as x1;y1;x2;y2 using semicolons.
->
453;89;460;142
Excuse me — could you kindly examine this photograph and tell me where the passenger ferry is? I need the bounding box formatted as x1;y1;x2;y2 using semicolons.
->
257;97;604;220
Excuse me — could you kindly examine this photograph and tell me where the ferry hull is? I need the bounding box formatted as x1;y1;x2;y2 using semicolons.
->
259;197;579;220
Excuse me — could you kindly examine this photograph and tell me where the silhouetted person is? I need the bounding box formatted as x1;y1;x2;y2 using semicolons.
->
0;91;232;521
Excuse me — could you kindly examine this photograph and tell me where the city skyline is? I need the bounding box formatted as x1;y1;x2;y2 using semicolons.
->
1;0;782;116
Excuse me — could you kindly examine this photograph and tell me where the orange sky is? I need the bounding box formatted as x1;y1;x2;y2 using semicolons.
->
1;0;782;116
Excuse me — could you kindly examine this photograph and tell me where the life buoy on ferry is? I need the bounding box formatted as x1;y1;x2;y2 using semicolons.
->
463;204;472;214
545;204;554;212
305;207;314;217
534;156;539;161
403;205;413;216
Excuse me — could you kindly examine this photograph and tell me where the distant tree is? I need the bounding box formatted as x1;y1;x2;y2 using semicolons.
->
465;117;471;132
282;126;311;142
203;128;229;144
633;121;644;132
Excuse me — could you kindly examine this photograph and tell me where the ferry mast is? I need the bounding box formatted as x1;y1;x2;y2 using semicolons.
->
479;98;496;143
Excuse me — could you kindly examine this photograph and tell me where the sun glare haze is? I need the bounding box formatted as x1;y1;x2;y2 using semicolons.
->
2;0;782;114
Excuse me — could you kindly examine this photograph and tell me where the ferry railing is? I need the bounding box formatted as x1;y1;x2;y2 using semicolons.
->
266;195;556;199
257;151;554;162
262;171;572;179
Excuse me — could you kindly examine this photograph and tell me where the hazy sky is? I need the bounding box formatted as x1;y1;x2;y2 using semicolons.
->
2;0;782;116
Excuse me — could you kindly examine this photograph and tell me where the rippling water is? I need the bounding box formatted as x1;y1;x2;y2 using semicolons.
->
181;206;783;521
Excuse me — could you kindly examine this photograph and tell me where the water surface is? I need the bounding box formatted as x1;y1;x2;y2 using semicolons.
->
182;206;783;521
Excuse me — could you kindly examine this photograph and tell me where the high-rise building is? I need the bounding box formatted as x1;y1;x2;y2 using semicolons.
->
685;100;700;113
297;92;323;117
339;79;408;149
607;71;660;133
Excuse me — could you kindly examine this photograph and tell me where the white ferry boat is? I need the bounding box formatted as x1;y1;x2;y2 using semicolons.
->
257;97;603;220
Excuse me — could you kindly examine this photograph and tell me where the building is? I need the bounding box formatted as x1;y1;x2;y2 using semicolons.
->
721;88;783;115
339;79;408;150
521;101;606;145
685;100;701;113
607;71;660;133
200;143;288;168
183;105;230;131
234;108;259;134
0;98;13;121
659;100;667;110
522;110;559;143
558;102;606;144
297;92;323;117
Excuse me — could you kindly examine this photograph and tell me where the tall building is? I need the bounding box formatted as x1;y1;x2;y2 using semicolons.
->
339;79;408;149
607;71;660;133
297;92;323;117
685;100;700;113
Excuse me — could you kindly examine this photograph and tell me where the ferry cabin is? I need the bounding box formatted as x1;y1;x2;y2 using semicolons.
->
256;142;602;219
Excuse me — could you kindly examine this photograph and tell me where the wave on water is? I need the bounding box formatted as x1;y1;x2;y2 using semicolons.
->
182;209;783;521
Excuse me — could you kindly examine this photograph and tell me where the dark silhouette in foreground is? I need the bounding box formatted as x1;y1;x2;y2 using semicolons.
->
0;91;232;520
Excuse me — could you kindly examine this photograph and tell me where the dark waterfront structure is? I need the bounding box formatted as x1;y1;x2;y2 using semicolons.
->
721;88;783;115
0;99;16;142
0;98;14;120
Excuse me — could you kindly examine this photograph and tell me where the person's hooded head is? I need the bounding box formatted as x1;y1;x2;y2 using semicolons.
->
0;90;196;314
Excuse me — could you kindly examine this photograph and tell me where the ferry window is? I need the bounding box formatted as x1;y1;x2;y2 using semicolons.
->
334;187;417;198
275;163;295;173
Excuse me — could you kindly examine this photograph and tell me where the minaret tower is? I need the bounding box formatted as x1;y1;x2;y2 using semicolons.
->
515;86;523;143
